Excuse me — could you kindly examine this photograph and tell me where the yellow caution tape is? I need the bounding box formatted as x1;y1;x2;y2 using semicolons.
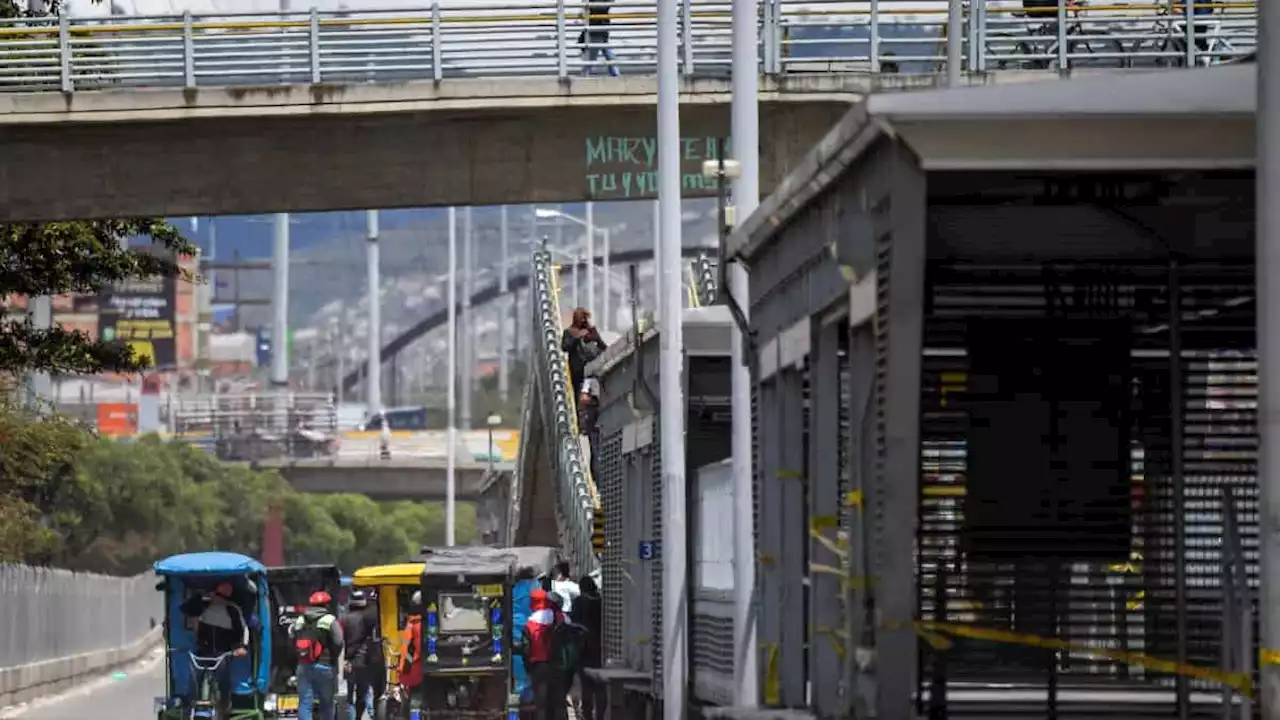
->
905;620;1254;697
808;523;848;562
811;514;839;530
763;643;780;706
810;624;849;659
776;468;804;480
845;489;864;509
1260;648;1280;667
922;485;966;497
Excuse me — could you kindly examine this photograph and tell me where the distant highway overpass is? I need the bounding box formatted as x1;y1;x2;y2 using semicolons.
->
342;245;712;392
257;456;510;501
258;456;514;543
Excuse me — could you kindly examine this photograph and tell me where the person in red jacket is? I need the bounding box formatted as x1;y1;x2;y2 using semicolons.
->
520;590;563;720
397;592;426;694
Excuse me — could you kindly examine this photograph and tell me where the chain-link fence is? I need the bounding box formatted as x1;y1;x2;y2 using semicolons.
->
0;564;161;668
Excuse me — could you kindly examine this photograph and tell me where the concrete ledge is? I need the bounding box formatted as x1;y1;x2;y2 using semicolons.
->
0;626;163;708
0;69;1088;126
0;74;870;125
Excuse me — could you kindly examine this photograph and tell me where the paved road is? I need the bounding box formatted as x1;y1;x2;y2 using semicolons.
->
5;652;163;720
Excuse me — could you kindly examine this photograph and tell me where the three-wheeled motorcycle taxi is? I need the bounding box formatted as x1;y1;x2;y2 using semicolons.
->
350;561;426;719
154;552;273;720
414;546;524;720
263;564;345;720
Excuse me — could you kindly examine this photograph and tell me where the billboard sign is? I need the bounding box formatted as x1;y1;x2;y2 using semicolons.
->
98;263;178;370
96;402;139;437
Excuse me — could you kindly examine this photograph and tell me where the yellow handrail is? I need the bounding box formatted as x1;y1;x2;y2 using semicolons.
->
0;2;1256;38
548;263;601;511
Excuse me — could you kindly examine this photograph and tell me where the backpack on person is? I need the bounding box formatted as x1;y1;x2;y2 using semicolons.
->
551;622;585;675
294;614;333;665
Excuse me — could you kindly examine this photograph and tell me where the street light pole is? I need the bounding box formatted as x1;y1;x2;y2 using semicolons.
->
602;228;612;331
271;213;290;389
499;205;511;404
486;413;502;473
730;0;760;705
1257;0;1280;712
653;199;662;310
586;201;596;321
657;0;688;718
446;207;459;547
366;209;382;418
462;206;474;431
572;253;581;310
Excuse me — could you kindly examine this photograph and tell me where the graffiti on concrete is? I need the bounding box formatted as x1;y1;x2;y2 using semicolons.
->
583;134;730;199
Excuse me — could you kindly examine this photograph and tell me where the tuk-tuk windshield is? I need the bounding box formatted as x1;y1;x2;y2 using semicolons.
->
440;593;488;633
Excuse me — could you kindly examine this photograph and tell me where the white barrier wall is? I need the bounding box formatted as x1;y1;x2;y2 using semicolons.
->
0;564;162;706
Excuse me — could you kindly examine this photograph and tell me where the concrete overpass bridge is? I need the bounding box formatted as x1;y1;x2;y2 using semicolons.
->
256;456;510;501
259;456;515;543
0;1;1258;221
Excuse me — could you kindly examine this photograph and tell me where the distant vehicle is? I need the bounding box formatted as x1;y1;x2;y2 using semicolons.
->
359;406;430;432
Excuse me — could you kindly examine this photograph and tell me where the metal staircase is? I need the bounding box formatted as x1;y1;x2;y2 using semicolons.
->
510;249;720;571
512;249;598;570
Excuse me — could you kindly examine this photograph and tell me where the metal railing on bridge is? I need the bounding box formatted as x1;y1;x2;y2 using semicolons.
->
520;249;598;570
170;391;339;462
0;0;1257;93
690;253;718;308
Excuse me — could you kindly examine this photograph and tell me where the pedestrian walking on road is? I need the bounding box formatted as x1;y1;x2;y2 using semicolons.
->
341;590;382;720
292;591;344;720
570;575;606;720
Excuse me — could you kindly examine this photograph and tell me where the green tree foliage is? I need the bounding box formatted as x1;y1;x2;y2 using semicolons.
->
0;402;478;573
1;0;193;376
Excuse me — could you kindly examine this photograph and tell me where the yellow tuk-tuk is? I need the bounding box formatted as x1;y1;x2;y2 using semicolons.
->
351;562;426;718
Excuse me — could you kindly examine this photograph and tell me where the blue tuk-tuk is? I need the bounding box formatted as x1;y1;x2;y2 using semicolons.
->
154;552;273;720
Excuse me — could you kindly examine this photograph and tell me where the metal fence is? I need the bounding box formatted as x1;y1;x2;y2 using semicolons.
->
0;0;1258;93
0;564;160;669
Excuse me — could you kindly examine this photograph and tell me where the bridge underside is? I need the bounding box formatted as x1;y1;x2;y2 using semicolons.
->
514;378;560;550
0;77;850;221
266;460;494;500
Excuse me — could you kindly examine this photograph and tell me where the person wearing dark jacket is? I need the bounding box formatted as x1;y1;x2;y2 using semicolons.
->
561;308;607;399
341;590;382;720
578;0;619;76
570;575;606;720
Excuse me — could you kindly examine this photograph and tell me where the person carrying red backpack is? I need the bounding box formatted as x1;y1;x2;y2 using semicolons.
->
290;591;345;720
520;589;566;720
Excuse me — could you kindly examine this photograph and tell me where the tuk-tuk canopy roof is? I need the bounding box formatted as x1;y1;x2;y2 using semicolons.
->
418;546;557;578
155;551;265;576
352;563;426;585
265;564;341;579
